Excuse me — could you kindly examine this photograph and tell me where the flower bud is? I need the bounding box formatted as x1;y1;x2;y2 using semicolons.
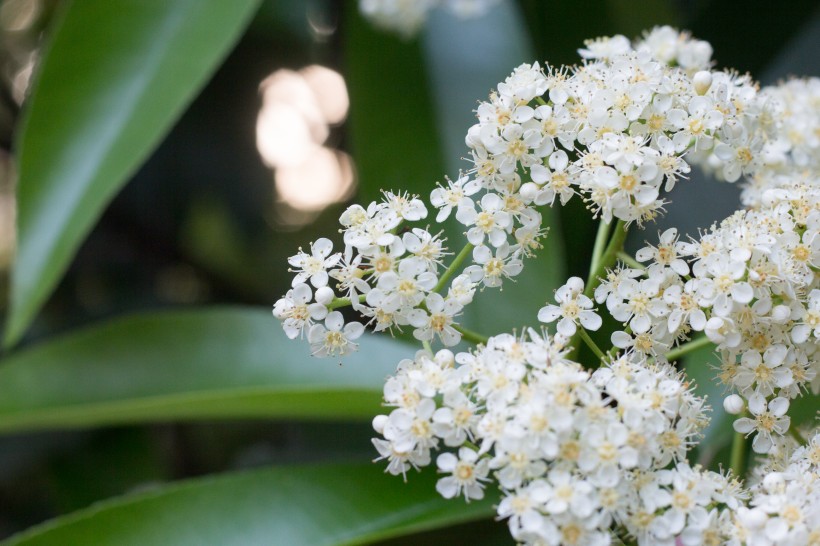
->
723;394;745;415
693;70;712;95
763;472;785;492
372;414;388;434
315;286;335;306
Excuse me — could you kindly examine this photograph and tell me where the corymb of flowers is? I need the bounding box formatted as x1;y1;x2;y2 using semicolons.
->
274;27;820;546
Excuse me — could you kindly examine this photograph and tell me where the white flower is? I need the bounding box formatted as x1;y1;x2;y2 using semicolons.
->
307;311;365;357
402;228;447;273
733;394;790;454
521;150;575;206
456;192;512;247
698;255;754;317
609;276;667;334
413;293;463;347
732;346;793;397
447;273;477;306
667;95;723;151
663;280;707;333
704;316;741;348
376;258;437;309
329;246;370;309
430;174;480;222
288;238;341;288
464;243;523;288
792;289;820;343
541;469;597;517
435;447;490;501
382;190;428;223
383;398;438;453
342;202;398;250
538;277;602;337
578;34;631;59
636;228;690;276
273;283;331;339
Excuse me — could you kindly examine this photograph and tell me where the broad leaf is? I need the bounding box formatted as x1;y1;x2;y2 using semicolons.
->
684;344;732;467
3;462;496;546
5;0;261;347
0;307;412;433
343;4;446;205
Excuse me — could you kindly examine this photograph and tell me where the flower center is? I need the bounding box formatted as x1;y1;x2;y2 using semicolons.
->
410;418;431;439
793;245;810;262
476;211;496;232
325;330;346;350
688;118;704;135
561;300;580;319
289;304;309;322
374;256;393;273
756;411;776;432
648;113;664;131
485;258;504;277
398;279;416;295
455;461;474;481
671;491;693;511
430;313;448;332
507;139;527;158
619;174;637;191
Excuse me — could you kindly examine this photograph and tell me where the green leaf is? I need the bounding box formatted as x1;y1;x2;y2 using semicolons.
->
0;307;412;434
2;462;496;546
343;4;446;205
789;390;819;429
684;344;732;467
5;0;262;348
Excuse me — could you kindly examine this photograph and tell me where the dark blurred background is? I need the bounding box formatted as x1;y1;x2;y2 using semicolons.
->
0;0;817;540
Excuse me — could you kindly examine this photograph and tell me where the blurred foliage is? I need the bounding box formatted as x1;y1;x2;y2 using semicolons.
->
0;0;816;543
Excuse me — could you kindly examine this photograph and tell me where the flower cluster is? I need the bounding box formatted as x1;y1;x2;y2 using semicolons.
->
463;26;774;226
371;331;754;545
761;78;820;174
729;427;820;545
274;189;500;354
272;26;820;546
595;173;820;453
359;0;500;38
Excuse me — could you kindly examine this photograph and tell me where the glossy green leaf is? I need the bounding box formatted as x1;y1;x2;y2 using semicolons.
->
5;0;262;348
343;4;446;205
3;462;496;546
0;307;412;433
683;344;732;467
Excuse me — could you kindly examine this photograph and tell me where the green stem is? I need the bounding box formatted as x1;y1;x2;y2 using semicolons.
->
578;328;606;362
583;219;628;300
568;220;627;364
432;243;474;294
664;335;713;362
589;219;613;278
454;324;489;345
730;431;747;480
616;251;645;271
328;294;367;310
